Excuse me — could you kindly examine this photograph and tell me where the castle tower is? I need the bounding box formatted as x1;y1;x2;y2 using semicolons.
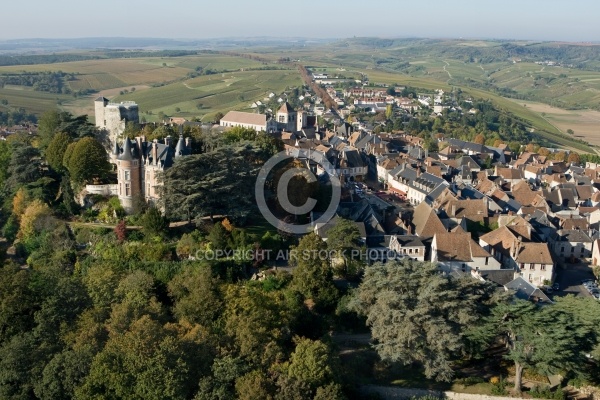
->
116;137;141;213
94;99;139;145
94;97;109;128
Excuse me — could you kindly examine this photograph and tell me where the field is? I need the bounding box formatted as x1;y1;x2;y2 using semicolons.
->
0;54;294;120
114;69;301;121
0;42;598;151
516;100;600;146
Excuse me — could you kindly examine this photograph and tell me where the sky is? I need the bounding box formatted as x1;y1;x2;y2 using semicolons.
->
2;0;599;42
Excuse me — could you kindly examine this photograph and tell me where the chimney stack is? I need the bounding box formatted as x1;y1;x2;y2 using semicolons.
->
165;135;172;146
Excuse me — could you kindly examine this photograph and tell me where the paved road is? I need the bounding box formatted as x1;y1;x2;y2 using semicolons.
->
552;262;596;299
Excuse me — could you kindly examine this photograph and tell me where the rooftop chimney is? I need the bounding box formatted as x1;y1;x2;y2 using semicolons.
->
165;135;172;146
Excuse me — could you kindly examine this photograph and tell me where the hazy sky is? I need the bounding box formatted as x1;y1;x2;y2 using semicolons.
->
2;0;599;42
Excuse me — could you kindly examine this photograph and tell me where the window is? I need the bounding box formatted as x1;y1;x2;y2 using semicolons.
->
409;249;413;254
530;263;535;270
485;257;489;266
528;274;533;282
125;183;130;196
561;246;565;253
540;264;546;271
581;247;585;254
520;263;525;269
461;264;466;272
124;170;130;181
571;247;575;253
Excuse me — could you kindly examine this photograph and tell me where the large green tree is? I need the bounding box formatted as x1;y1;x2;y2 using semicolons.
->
325;217;363;278
162;142;267;223
351;259;499;381
45;132;72;172
64;137;111;186
289;233;339;311
481;298;600;392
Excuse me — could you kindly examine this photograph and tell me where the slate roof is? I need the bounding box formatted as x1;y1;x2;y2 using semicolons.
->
554;229;593;243
480;269;517;286
391;235;425;248
504;277;552;302
116;137;175;168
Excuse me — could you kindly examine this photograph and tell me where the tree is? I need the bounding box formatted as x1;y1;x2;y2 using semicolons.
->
17;199;52;241
474;133;485;145
325;217;363;278
287;338;337;391
37;110;61;149
45;132;72;172
235;370;274;400
4;142;42;195
141;206;169;237
538;147;550;157
213;112;225;124
567;152;581;164
0;140;11;189
208;222;229;250
553;151;566;162
64;137;111;186
480;299;594;392
385;104;393;119
567;129;574;135
114;219;127;243
351;259;499;381
162;143;266;223
77;315;192;400
289;233;339;311
168;265;222;326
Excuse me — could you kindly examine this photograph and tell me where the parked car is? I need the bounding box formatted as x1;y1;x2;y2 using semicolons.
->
552;282;560;291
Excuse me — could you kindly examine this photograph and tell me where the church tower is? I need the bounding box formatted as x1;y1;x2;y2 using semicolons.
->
277;102;297;132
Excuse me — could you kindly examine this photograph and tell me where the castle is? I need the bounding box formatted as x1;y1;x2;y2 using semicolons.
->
112;135;191;213
95;97;139;144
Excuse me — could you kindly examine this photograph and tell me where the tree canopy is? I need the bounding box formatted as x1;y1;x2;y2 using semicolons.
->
351;259;500;381
63;137;111;186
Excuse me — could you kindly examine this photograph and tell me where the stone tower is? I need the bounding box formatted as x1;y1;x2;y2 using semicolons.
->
296;109;307;132
277;102;297;132
95;98;139;145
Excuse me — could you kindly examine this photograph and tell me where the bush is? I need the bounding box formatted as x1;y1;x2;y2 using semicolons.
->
529;385;566;400
141;206;169;238
490;376;507;396
456;376;485;386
